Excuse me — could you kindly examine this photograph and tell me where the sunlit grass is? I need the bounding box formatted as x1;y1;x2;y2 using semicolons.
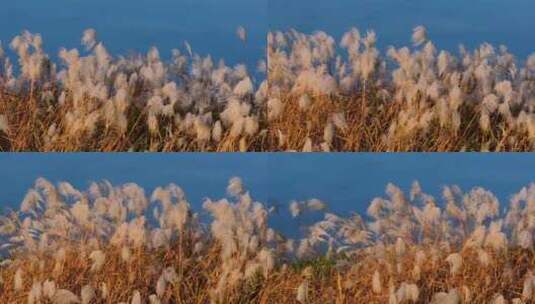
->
1;26;534;151
1;178;535;302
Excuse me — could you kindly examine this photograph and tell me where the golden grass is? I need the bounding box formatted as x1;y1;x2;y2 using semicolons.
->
268;92;533;152
0;90;268;152
1;241;534;303
1;88;532;151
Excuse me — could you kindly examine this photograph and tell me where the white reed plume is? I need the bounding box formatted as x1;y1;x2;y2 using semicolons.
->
0;115;8;133
296;280;309;303
43;280;56;299
431;289;461;304
236;26;247;42
14;267;23;291
52;289;80;304
372;270;382;293
81;285;95;304
445;253;463;275
28;281;42;304
89;250;106;272
81;28;97;51
202;178;280;301
412;26;428;46
131;290;142;304
523;271;535;301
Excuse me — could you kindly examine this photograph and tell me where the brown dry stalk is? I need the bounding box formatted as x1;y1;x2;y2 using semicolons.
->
0;90;268;152
268;93;532;152
1;88;532;151
2;243;535;303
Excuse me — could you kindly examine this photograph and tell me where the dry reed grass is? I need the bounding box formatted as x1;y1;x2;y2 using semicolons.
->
0;89;268;152
2;88;532;152
268;92;532;152
1;242;534;303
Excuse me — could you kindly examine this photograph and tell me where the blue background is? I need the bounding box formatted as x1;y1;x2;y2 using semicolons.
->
2;0;534;73
0;153;532;215
0;0;267;73
270;0;535;58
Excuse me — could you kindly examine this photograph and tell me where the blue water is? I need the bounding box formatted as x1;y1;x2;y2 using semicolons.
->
270;0;535;58
0;153;533;235
0;0;267;75
2;0;534;74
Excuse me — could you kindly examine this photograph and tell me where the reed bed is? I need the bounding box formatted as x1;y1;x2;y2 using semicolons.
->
267;26;535;152
1;177;535;303
1;26;534;151
0;29;267;152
